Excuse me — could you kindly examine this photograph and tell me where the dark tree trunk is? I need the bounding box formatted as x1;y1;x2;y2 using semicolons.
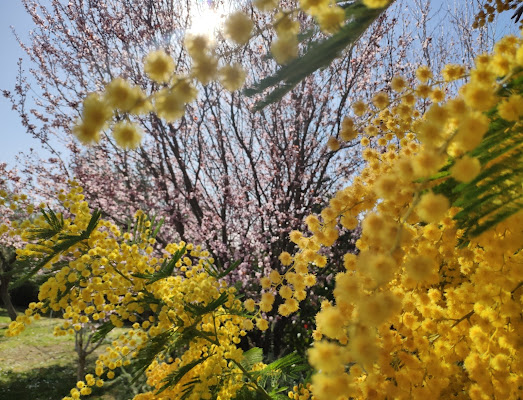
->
0;278;17;321
75;329;87;381
0;247;17;321
77;350;87;382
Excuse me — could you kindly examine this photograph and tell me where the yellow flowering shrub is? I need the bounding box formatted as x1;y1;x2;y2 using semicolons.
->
2;181;273;400
254;31;523;400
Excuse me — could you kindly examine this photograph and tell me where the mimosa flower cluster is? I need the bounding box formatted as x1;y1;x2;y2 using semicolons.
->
72;41;247;149
474;0;522;28
2;182;264;400
256;32;523;400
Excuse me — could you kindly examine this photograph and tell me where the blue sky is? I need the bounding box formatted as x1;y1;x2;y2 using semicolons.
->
0;1;43;168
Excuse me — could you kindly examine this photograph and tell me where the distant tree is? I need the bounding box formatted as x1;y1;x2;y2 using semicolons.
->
0;246;17;321
0;163;31;321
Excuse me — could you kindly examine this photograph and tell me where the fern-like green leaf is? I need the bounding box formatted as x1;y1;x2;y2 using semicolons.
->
130;329;177;380
240;347;264;370
156;356;209;395
244;0;392;110
132;246;186;284
430;73;522;246
91;321;116;343
183;291;229;316
26;208;64;240
10;209;102;289
180;377;202;400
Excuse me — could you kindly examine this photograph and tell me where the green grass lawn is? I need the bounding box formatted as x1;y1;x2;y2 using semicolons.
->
0;308;137;400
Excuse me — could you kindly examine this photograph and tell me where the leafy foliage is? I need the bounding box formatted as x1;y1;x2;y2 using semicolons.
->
26;208;65;241
91;321;116;344
10;209;102;289
156;357;210;395
125;212;164;246
432;73;523;245
130;329;179;379
131;246;186;283
244;0;392;110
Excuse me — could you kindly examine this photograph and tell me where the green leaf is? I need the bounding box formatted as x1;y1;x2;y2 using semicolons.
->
180;377;202;400
217;260;241;279
183;291;229;316
91;321;116;343
249;352;309;392
429;87;522;246
205;258;242;279
26;208;64;240
263;352;307;374
463;202;521;240
130;329;177;380
84;209;102;236
437;68;521;210
240;347;264;370
11;210;102;289
151;216;165;238
156;356;209;395
244;0;392;110
132;246;186;284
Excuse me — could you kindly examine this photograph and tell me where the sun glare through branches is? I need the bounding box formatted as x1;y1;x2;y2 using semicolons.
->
187;0;232;38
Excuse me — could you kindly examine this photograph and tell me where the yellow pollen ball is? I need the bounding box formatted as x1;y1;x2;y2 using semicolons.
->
367;253;397;286
72;123;100;145
391;76;407;92
372;92;389;109
112;121;143;150
308;341;349;373
498;94;523;121
461;82;497;111
327;136;341;151
353;100;367;116
223;12;253;45
154;88;185;122
244;299;256;312
374;174;397;199
317;6;345;34
299;0;330;16
104;78;138;112
271;35;299;65
417;191;450;223
349;333;378;367
416;65;433;83
455;111;489;151
256;318;269;330
363;0;390;8
219;64;246;92
279;251;293;266
274;13;300;37
405;254;438;282
144;50;175;83
253;0;278;11
451;156;481;183
192;54;219;85
316;306;345;339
